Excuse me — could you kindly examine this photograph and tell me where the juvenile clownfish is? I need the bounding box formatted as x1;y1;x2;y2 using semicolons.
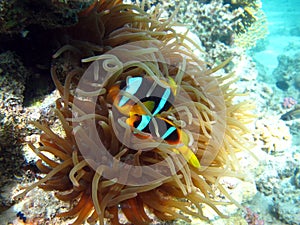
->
126;114;201;168
107;76;177;116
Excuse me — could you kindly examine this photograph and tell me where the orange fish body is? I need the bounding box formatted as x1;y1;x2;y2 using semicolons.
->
127;114;200;168
108;76;200;168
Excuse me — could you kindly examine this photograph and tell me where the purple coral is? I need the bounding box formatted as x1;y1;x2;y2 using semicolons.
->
245;207;264;225
282;97;297;109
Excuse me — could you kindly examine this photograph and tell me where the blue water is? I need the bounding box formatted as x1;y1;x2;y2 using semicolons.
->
253;0;300;74
263;0;300;34
249;1;300;224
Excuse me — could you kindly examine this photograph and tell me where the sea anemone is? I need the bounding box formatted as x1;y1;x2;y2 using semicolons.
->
17;1;253;224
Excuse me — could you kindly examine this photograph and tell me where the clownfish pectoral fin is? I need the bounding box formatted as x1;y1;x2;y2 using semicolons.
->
107;84;120;103
143;101;155;112
176;145;200;168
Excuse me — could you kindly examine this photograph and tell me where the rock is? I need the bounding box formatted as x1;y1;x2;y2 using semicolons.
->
273;52;300;93
0;0;79;34
0;51;29;147
273;201;300;225
0;51;30;213
255;155;300;225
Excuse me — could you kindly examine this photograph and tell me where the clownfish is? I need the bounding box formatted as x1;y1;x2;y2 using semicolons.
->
107;76;177;116
107;76;200;168
126;114;201;168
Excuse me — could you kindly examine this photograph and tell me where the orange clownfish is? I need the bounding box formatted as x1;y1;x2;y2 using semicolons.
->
126;114;201;168
107;76;200;168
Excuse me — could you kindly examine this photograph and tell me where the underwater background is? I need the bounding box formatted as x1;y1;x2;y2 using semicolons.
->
254;0;300;83
0;0;299;224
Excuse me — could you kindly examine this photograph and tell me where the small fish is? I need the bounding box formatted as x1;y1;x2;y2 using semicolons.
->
280;105;300;121
126;114;201;168
107;76;177;116
108;76;199;168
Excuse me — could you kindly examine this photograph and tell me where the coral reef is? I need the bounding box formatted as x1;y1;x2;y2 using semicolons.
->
254;117;292;154
0;0;299;225
0;0;80;34
234;8;268;49
234;1;300;225
271;50;300;137
282;97;297;109
13;0;255;224
255;154;300;225
244;207;264;225
232;53;258;81
150;0;239;63
223;0;262;34
0;0;89;216
0;51;30;212
273;52;300;93
0;1;87;107
143;0;267;67
0;51;28;147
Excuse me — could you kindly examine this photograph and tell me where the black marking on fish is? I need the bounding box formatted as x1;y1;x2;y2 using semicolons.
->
130;114;180;144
